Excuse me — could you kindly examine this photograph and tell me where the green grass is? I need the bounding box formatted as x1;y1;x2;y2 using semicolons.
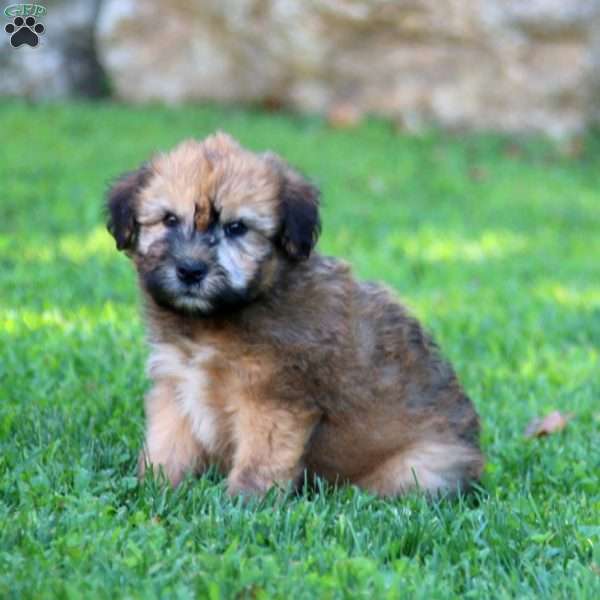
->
1;101;599;599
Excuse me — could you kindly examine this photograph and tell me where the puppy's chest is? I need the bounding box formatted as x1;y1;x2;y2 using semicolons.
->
147;340;263;458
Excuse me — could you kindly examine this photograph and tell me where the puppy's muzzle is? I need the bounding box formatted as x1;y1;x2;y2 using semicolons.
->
176;260;208;286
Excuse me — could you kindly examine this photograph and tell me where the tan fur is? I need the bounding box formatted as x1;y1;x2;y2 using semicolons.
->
106;132;484;497
139;380;205;487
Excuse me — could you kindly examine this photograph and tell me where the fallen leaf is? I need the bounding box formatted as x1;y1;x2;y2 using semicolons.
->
468;166;488;182
503;142;524;158
327;102;363;129
261;96;285;112
524;410;574;438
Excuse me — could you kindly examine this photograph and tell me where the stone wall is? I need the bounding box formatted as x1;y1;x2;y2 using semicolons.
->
2;0;600;136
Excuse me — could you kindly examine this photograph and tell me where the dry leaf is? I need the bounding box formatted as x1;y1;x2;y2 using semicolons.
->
468;166;488;182
524;410;574;438
327;102;363;129
261;96;285;112
503;142;523;158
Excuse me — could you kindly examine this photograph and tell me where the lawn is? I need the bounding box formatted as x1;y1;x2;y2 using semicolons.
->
0;101;599;599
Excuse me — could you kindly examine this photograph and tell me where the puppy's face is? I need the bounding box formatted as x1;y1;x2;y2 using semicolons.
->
106;133;320;316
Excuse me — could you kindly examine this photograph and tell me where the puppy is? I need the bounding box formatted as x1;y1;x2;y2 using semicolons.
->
106;133;483;497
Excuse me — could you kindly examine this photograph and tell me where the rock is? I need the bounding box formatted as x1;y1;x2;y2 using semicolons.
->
4;0;600;135
95;0;600;136
0;0;105;99
95;0;330;104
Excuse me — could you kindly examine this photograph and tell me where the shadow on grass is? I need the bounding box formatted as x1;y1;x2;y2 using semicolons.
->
3;220;599;311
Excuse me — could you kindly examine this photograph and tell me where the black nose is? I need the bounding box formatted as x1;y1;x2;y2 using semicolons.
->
176;261;208;285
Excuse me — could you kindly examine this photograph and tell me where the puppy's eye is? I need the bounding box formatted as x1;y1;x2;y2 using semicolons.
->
223;221;248;238
163;213;179;228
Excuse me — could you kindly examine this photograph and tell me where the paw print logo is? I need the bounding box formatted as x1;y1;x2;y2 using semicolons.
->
5;15;44;47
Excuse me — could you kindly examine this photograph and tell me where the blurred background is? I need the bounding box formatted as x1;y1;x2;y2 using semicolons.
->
2;4;600;596
2;0;600;137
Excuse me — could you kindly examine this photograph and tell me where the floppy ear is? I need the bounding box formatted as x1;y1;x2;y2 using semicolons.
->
105;166;150;252
266;154;321;261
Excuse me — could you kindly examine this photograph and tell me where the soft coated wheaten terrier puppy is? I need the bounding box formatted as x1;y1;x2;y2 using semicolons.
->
106;132;483;497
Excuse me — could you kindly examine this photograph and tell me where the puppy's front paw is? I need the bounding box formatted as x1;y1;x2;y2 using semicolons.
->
227;468;274;498
138;449;185;487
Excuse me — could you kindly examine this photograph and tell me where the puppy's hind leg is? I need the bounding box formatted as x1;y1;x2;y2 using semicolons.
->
355;440;484;497
139;380;206;487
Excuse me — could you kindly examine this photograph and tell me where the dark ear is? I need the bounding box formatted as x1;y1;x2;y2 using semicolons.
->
105;166;150;251
266;154;321;261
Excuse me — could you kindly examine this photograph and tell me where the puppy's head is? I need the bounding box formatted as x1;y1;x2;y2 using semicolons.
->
106;133;320;316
